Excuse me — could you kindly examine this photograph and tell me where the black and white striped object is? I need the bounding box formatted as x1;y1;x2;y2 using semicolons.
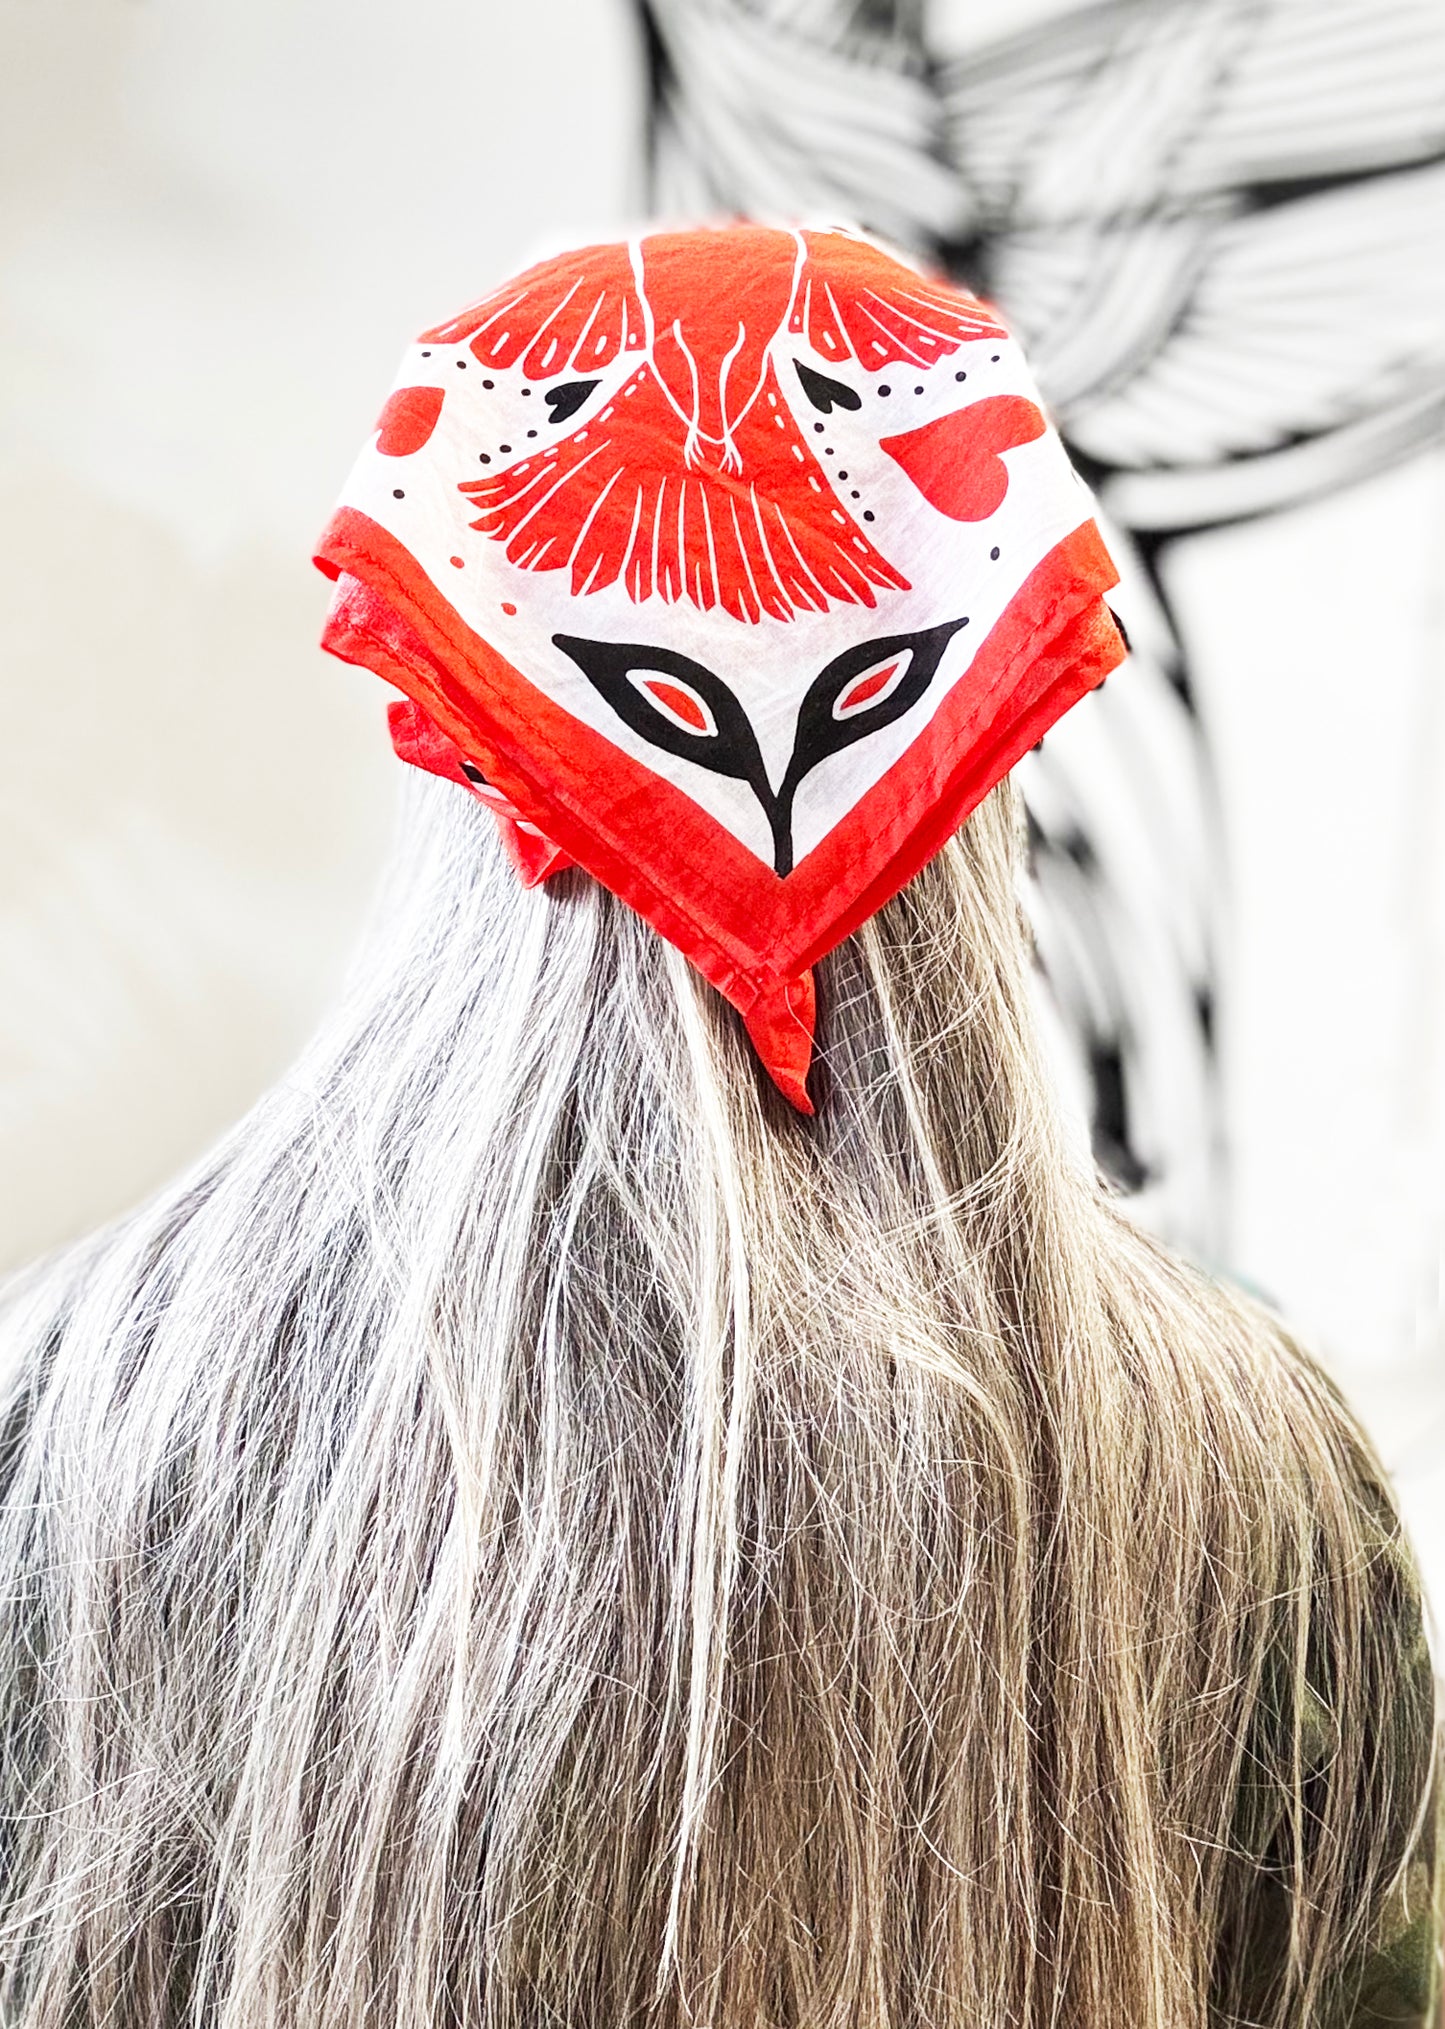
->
639;0;1445;1256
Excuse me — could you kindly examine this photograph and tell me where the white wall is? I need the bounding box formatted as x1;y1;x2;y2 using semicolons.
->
0;0;643;1263
1167;456;1445;1605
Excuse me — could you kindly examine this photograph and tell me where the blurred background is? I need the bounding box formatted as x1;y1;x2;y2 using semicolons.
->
2;0;1444;1589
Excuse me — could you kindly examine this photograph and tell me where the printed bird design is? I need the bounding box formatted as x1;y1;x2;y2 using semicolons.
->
422;226;1007;622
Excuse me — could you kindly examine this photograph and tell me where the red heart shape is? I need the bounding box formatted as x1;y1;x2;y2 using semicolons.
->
376;385;445;457
879;395;1046;521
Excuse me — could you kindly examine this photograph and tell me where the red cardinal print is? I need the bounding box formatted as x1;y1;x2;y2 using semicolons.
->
441;229;1009;623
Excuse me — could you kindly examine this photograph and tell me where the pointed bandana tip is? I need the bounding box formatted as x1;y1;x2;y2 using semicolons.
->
744;973;818;1115
315;223;1127;1112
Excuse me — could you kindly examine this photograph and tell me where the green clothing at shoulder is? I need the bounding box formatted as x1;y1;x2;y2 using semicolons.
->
1222;1496;1442;2028
1324;1560;1440;2029
1335;1843;1439;2028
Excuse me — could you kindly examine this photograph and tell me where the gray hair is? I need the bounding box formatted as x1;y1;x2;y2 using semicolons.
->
0;773;1435;2026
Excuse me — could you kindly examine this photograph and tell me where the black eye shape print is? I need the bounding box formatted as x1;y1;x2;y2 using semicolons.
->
552;617;969;876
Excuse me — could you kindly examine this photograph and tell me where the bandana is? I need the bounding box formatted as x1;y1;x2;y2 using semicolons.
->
315;223;1124;1111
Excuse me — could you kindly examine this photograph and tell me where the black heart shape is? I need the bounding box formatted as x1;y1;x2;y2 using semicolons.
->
794;359;862;415
543;379;601;425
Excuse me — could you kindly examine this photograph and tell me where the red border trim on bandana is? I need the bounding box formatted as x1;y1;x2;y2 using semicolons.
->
315;509;1123;1033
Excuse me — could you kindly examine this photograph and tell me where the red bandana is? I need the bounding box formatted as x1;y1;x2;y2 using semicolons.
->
316;224;1124;1111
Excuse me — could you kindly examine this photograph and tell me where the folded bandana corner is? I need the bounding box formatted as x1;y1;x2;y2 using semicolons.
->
315;222;1125;1111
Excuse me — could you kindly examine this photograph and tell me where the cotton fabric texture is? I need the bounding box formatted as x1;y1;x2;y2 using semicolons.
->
316;223;1125;1109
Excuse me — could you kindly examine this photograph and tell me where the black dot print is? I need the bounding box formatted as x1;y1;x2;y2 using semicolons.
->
991;354;1000;362
456;359;467;369
824;446;833;455
527;429;537;438
838;469;849;479
479;453;491;464
850;490;860;499
863;510;875;521
392;488;404;499
954;370;966;382
421;350;432;358
813;421;824;433
482;378;494;389
914;384;924;394
499;443;511;453
990;546;1000;560
878;383;891;396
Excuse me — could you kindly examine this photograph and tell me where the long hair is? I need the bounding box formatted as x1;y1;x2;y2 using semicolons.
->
0;771;1435;2028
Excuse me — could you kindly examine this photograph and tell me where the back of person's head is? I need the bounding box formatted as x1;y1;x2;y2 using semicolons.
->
1;226;1437;2029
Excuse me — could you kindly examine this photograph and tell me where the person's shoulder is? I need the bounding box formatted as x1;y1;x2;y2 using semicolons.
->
1201;1278;1442;2026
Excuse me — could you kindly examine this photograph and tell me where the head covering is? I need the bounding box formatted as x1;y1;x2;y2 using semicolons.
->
316;222;1125;1111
